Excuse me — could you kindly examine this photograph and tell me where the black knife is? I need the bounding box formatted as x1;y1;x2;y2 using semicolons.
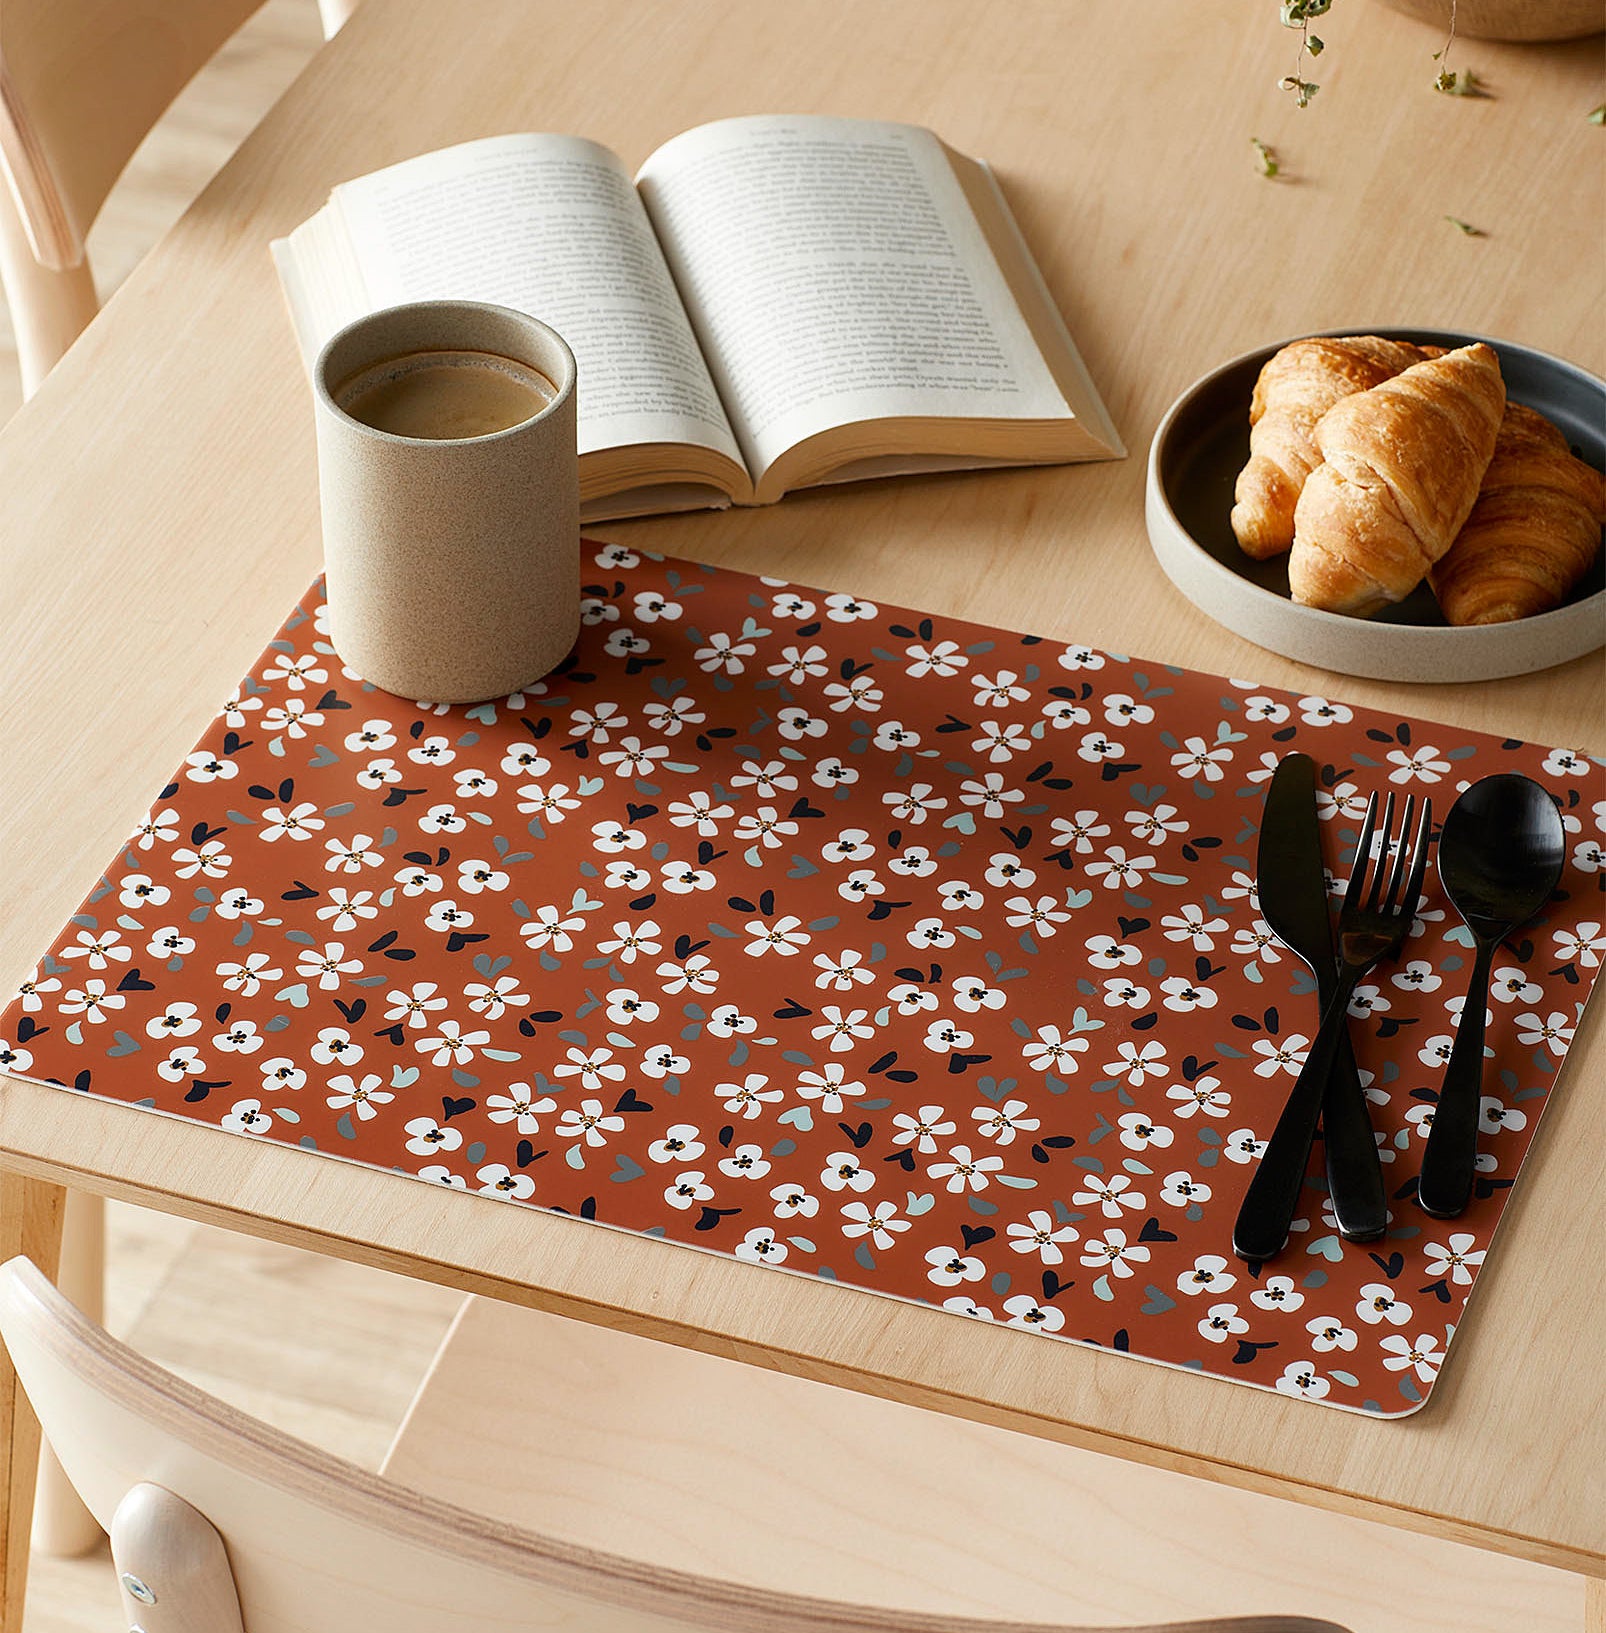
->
1255;753;1387;1244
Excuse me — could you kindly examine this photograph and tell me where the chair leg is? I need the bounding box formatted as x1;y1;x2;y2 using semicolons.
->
31;1190;105;1557
110;1484;246;1633
1585;1575;1603;1633
0;1170;65;1633
0;193;98;400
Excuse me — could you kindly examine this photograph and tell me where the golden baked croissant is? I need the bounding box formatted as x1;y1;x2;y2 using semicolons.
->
1429;403;1605;625
1231;336;1435;559
1287;343;1506;617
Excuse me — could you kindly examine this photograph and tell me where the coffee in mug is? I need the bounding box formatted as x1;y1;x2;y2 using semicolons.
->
313;301;580;704
334;350;558;441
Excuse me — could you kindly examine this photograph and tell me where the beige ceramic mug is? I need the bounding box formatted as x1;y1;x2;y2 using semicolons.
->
313;300;580;703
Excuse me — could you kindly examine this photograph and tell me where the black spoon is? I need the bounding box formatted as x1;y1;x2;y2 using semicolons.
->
1416;774;1565;1219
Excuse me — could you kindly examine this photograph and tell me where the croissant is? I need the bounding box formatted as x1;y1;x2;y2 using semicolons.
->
1429;403;1605;625
1231;336;1435;559
1287;343;1506;617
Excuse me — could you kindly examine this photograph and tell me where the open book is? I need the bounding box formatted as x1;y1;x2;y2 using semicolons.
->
273;115;1123;520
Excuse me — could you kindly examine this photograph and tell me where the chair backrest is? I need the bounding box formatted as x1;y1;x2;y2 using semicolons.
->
0;0;266;271
0;1257;1345;1633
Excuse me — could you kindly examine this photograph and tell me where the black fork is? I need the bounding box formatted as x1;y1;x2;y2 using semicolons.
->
1234;791;1434;1265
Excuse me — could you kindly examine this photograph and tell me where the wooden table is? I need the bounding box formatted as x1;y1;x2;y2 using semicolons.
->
2;0;1602;1625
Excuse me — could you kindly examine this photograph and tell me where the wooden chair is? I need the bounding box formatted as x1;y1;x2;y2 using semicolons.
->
0;0;347;400
0;1255;1353;1633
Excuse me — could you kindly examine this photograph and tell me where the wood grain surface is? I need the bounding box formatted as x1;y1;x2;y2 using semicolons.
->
0;0;1600;1599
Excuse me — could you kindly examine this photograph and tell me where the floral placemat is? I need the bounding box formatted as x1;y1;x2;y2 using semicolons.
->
3;543;1601;1414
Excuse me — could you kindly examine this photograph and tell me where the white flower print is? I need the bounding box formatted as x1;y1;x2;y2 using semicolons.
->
950;975;1004;1012
184;749;237;783
424;900;475;935
745;915;810;957
1170;735;1233;782
722;1073;781;1117
598;736;671;779
905;640;968;678
0;1037;33;1074
415;1022;490;1067
1241;695;1289;725
485;1086;558;1133
146;1001;202;1040
1477;1094;1529;1134
666;792;733;835
418;803;465;836
213;1018;264;1055
811;756;860;790
322;888;379;927
1048;811;1110;854
984;852;1036;889
1231;921;1283;964
1177;1255;1235;1296
1125;803;1188;846
1003;895;1071;936
1107;1040;1167;1087
1385;744;1452;784
1380;1332;1446;1383
906;916;956;951
971;669;1029;708
553;1047;626;1091
260;1057;305;1092
1057;644;1104;672
1306;1316;1358;1353
417;1166;468;1189
771;1181;819;1220
1161;904;1227;951
718;1143;772;1180
971;720;1031;762
1250;1275;1305;1312
605;859;651;892
883;782;947;824
1252;1034;1310;1077
648;1124;705;1164
119;872;170;909
466;976;529;1020
734;1227;787;1265
812;1006;877;1053
813;950;875;991
1275;1361;1330;1401
824;592;877;622
796;1062;865;1109
1084;933;1141;969
476;1164;536;1202
1553;921;1605;968
154;1045;203;1083
632;588;681;622
925;1246;985;1286
1423;1233;1485;1285
704;1002;755;1038
520;902;587;952
1084;846;1154;890
1006;1210;1078;1263
12;967;61;1012
1117;1111;1174;1151
220;1098;272;1135
639;1044;689;1080
1002;1295;1065;1333
776;705;828;742
1072;1174;1145;1218
841;1200;910;1249
1079;1229;1150;1279
734;806;799;849
557;1098;626;1148
1077;730;1123;763
1160;976;1217;1013
1159;1171;1211;1208
215;951;281;996
569;702;628;743
324;833;382;875
659;956;720;997
1513;1012;1573;1058
1355;1282;1412;1326
1222;1128;1267;1164
404;1116;463;1156
927;1144;1005;1193
664;1171;715;1210
823;675;883;713
172;841;230;880
1298;696;1352;728
887;846;939;878
873;720;921;751
1418;1034;1456;1070
1541;746;1589;778
326;1074;394;1122
960;773;1023;818
309;1026;362;1067
259;802;324;842
605;987;660;1025
641;696;704;738
128;805;181;850
771;590;816;620
1041;697;1091;730
942;1296;995;1320
407;735;456;768
1021;1025;1090;1074
63;929;131;969
971;1099;1040;1145
598;919;663;965
453;768;499;800
1573;836;1604;873
147;927;195;961
1199;1303;1249;1343
892;1105;956;1152
293;943;358;992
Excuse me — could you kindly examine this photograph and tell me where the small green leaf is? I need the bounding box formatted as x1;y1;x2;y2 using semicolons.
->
1279;74;1321;107
1589;104;1605;125
1444;215;1485;237
1306;34;1324;54
1435;68;1486;97
1250;136;1281;178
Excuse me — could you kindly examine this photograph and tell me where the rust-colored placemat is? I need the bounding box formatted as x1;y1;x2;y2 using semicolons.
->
5;542;1601;1414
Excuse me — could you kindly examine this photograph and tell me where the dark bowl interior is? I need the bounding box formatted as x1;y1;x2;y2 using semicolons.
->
1156;328;1606;628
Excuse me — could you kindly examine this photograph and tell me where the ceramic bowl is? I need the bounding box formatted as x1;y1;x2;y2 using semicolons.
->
1145;327;1606;684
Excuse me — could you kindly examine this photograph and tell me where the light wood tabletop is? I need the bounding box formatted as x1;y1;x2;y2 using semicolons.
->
1;0;1602;1624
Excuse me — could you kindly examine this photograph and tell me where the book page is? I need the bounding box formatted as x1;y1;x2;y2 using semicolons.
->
328;134;744;469
636;116;1072;480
